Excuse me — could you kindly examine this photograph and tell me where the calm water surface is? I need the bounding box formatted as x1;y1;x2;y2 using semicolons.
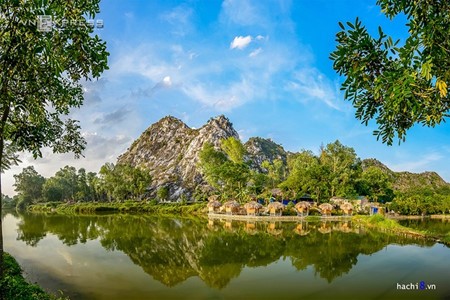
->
3;212;450;300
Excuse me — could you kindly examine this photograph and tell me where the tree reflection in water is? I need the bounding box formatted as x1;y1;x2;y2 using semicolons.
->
14;212;436;288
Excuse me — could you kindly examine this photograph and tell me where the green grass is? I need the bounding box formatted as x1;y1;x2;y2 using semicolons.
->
0;253;67;300
29;201;208;215
352;214;436;240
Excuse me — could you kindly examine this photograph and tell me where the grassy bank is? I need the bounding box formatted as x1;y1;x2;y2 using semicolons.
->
353;214;450;245
0;253;66;300
29;200;208;215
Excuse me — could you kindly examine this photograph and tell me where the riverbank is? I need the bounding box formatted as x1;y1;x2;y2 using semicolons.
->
387;214;450;220
29;201;207;215
0;252;66;300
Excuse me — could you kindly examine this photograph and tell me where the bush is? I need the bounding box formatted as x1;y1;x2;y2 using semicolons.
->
0;253;66;300
147;199;158;206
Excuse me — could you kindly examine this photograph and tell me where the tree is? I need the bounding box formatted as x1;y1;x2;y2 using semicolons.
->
280;150;328;202
98;162;115;201
0;142;21;172
42;177;64;202
319;141;361;198
42;166;79;202
97;163;151;201
357;166;393;202
86;171;99;201
1;194;16;209
330;0;450;145
261;159;285;189
76;168;89;201
199;142;228;192
199;141;251;201
220;137;246;164
281;151;317;196
0;0;108;271
13;166;45;209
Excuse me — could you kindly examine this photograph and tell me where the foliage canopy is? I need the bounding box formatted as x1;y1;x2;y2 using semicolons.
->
330;0;450;144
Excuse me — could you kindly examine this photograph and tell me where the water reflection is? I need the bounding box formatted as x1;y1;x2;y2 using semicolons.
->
13;212;438;289
399;218;450;236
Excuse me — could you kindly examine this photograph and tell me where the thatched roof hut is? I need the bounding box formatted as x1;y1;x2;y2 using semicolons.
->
267;201;285;216
295;201;311;216
207;200;222;213
340;202;354;216
330;196;347;206
319;203;333;216
223;200;240;215
243;201;263;216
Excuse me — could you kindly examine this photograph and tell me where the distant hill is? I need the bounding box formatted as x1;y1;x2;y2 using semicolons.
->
362;158;449;193
117;116;449;200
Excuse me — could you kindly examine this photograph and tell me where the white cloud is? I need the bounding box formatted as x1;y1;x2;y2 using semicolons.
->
287;68;343;110
249;47;262;57
81;78;107;105
230;35;253;50
221;0;265;27
160;5;194;36
163;76;172;86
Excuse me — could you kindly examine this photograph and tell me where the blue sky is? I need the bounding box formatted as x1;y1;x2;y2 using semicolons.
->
3;0;450;195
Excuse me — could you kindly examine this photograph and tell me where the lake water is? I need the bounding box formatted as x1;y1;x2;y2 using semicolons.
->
3;212;450;300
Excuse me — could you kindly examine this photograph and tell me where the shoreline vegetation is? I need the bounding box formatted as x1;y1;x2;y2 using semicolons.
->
26;201;450;245
0;253;66;300
28;201;207;215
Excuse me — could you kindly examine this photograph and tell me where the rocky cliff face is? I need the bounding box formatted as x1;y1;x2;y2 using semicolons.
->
245;137;287;171
117;115;239;200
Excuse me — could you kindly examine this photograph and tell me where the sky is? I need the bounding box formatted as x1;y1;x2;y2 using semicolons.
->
3;0;450;196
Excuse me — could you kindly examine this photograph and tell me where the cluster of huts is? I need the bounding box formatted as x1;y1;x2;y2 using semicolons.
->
206;195;374;217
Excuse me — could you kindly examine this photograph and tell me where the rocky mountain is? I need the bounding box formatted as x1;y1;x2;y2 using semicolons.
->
117;115;239;200
362;158;449;193
117;115;449;201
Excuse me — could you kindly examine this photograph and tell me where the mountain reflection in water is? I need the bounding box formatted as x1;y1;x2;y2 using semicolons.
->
12;212;436;288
